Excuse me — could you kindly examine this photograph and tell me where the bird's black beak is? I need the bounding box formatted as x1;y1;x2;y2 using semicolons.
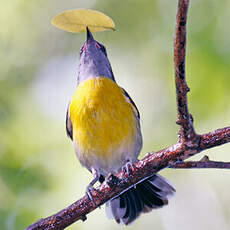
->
86;27;94;42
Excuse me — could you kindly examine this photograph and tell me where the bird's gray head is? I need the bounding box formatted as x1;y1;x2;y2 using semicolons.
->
77;27;115;84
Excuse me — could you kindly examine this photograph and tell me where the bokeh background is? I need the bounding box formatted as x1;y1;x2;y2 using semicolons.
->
1;0;230;229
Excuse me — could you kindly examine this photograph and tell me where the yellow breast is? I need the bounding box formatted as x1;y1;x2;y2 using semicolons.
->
69;77;137;162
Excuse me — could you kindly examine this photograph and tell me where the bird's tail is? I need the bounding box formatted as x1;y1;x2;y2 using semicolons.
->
105;174;175;225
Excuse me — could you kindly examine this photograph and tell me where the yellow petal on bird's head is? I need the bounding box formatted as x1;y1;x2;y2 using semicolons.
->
51;9;116;33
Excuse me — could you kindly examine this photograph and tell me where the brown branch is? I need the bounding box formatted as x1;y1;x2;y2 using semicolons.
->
170;155;230;169
26;126;230;230
174;0;198;144
26;0;230;229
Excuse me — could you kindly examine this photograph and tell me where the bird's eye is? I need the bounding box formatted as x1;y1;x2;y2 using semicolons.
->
80;43;87;55
96;42;107;56
94;42;107;56
95;43;101;49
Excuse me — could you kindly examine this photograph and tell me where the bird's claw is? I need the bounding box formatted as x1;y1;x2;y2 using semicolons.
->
122;161;135;177
86;185;97;206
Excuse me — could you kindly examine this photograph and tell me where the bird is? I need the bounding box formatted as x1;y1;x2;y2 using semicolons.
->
66;27;175;225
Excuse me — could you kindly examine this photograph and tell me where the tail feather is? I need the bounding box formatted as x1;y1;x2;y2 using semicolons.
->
106;174;175;225
141;182;166;207
148;174;175;198
107;196;126;223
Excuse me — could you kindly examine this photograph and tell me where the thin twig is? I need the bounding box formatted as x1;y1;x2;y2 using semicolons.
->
171;155;230;169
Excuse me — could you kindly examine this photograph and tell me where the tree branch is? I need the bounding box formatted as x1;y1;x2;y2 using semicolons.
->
26;126;230;230
174;0;199;144
26;0;230;229
171;155;230;169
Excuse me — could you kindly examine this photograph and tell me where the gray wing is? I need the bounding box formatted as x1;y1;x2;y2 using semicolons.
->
66;105;73;140
122;88;140;119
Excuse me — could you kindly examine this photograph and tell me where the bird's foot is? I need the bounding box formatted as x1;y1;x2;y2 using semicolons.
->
86;184;97;206
86;168;100;206
122;160;136;177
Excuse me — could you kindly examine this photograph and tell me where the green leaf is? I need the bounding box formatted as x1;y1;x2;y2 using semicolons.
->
51;9;115;33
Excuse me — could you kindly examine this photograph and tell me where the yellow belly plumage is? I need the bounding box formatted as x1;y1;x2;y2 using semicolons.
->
69;77;140;173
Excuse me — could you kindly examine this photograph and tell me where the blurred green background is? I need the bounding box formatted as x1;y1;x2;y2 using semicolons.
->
1;0;230;229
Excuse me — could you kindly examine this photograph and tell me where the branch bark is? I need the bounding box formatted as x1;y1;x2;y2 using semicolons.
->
26;0;230;229
174;0;200;146
171;155;230;169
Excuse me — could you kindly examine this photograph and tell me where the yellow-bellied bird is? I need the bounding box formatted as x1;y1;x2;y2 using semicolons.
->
66;28;175;225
